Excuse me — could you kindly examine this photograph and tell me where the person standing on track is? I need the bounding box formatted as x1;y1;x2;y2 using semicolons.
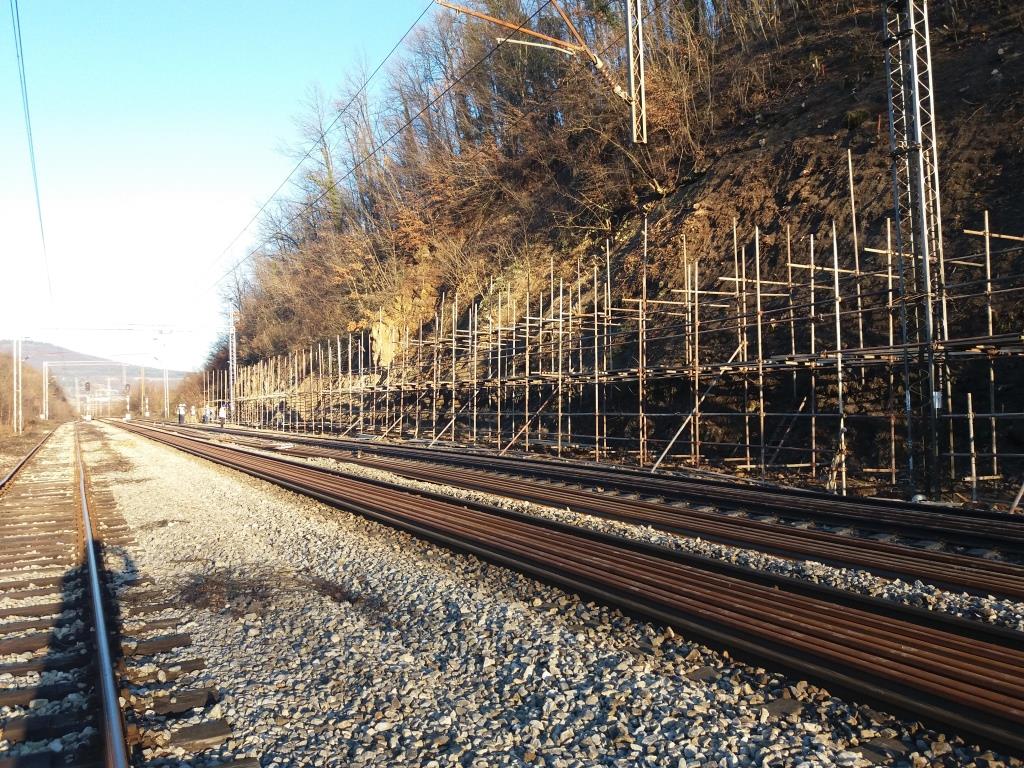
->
218;404;227;427
177;403;186;425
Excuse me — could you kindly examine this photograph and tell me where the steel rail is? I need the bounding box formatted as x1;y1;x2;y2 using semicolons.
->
75;423;131;768
0;427;56;492
116;420;1024;752
162;421;1024;543
153;423;1024;597
126;424;1024;647
163;421;1019;524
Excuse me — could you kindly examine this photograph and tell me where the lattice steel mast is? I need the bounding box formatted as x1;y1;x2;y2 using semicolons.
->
625;0;647;144
883;0;947;496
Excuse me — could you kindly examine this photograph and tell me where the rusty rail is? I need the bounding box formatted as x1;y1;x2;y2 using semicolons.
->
147;421;1024;599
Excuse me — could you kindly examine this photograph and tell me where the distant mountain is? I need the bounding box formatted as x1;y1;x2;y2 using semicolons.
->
0;340;191;399
0;340;106;365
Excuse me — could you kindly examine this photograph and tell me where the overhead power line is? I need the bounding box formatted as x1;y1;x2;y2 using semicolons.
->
211;0;555;290
210;0;436;276
8;0;53;301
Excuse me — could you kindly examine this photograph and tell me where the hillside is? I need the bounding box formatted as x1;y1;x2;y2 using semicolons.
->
204;0;1024;497
221;0;1022;357
640;1;1023;280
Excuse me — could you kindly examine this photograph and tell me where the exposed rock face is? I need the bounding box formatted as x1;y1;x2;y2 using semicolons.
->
370;319;399;369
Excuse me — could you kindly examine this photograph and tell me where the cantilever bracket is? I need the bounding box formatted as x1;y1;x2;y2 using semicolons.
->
435;0;631;109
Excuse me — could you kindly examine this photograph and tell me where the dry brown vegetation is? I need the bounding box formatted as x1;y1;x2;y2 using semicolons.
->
0;357;73;434
220;0;1023;364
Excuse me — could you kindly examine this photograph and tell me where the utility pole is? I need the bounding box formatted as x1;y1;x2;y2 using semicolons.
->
42;360;48;421
17;339;23;432
122;364;129;419
11;339;23;433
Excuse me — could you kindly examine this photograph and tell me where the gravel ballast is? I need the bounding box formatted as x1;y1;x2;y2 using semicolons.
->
82;422;1020;767
225;442;1024;634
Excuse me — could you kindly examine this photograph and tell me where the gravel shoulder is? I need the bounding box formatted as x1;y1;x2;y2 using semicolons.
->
83;422;1020;768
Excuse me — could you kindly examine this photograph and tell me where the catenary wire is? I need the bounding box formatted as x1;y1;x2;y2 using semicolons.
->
8;0;53;302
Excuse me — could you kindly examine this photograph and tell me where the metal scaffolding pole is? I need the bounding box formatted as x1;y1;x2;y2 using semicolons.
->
228;313;238;422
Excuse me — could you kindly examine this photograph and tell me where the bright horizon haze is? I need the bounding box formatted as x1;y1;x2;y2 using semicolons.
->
1;0;429;372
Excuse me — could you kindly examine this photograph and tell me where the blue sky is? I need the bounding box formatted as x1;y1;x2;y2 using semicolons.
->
1;0;429;370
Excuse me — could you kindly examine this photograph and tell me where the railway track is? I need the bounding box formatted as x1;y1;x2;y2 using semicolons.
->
162;422;1024;554
153;422;1024;600
115;419;1024;754
0;424;254;767
0;425;129;767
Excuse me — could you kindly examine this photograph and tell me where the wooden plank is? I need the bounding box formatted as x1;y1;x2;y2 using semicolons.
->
0;650;88;676
0;752;58;768
0;612;78;637
0;601;64;619
169;719;232;749
145;686;216;715
1;711;96;744
0;628;82;655
122;657;205;684
0;681;82;708
125;632;191;656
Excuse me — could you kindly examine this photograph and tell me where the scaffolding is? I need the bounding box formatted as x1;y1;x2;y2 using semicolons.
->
200;0;1023;505
209;187;1024;504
